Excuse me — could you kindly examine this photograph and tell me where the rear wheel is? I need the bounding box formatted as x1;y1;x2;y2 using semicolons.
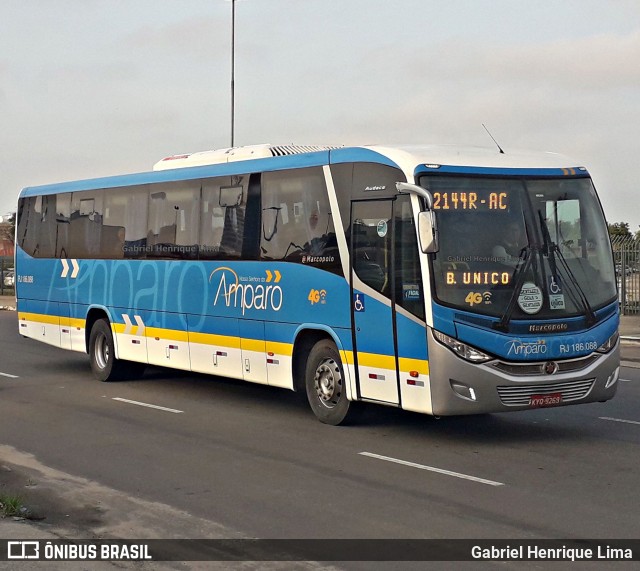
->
305;339;353;425
89;318;145;381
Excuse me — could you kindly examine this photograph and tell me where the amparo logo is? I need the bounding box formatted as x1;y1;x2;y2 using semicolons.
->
506;339;547;357
210;267;283;315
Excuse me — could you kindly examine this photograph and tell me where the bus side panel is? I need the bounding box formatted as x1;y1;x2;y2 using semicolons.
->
396;313;432;415
145;310;191;371
188;314;243;381
239;319;268;385
264;321;296;389
17;298;61;349
68;303;87;353
59;301;72;350
111;309;149;364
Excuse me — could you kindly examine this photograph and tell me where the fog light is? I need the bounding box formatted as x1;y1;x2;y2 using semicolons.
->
605;367;620;389
450;380;477;401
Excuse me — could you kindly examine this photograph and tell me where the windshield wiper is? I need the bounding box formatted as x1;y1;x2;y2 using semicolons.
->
493;245;534;332
537;211;597;327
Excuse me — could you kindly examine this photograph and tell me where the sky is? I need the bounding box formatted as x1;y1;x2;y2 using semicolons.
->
1;0;639;231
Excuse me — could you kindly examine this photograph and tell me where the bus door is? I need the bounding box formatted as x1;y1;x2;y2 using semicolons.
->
350;198;401;404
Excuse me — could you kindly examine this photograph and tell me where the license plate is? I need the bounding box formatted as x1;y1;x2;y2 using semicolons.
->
529;393;563;408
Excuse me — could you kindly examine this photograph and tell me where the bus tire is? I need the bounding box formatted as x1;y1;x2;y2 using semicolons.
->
305;339;352;425
89;318;124;382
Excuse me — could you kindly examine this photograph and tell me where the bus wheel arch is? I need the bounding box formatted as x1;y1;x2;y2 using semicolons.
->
293;330;354;425
85;308;112;355
86;312;145;382
88;317;121;381
292;329;331;394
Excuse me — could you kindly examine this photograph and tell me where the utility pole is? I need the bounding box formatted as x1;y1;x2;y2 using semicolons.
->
230;0;235;148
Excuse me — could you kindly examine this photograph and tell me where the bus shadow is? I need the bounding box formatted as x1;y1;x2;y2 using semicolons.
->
352;401;600;444
50;359;604;444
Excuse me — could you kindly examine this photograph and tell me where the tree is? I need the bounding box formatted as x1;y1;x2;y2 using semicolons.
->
0;213;15;244
607;221;632;240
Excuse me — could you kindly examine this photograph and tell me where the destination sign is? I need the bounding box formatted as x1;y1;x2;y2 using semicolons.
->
432;191;508;210
446;271;511;286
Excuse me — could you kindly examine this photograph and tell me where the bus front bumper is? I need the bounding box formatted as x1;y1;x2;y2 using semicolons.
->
426;328;621;416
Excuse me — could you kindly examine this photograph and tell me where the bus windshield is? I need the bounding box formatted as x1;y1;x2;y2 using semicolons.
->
422;175;617;320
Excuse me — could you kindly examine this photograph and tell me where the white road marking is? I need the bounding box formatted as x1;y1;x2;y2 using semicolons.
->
112;397;183;414
599;416;640;426
359;451;504;487
0;371;19;378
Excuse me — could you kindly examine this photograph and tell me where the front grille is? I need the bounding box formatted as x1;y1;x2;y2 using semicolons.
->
492;354;600;376
497;379;595;406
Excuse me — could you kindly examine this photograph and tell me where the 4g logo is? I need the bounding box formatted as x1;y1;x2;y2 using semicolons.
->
308;289;327;305
465;291;492;307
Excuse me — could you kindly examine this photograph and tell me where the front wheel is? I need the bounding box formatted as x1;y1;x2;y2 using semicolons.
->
305;339;353;425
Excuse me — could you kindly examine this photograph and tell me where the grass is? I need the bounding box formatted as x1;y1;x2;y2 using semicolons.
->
0;492;24;518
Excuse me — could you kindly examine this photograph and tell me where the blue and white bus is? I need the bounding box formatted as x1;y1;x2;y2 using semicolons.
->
15;143;620;424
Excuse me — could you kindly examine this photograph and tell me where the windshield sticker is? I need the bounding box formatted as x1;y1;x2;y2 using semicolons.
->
518;282;543;314
547;275;565;310
548;275;562;294
549;294;565;310
403;284;421;301
376;220;388;237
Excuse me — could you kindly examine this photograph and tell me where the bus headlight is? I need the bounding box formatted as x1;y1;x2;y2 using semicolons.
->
596;332;619;354
432;330;492;363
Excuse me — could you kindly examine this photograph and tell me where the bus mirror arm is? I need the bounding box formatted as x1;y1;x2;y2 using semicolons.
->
396;182;433;209
396;182;439;253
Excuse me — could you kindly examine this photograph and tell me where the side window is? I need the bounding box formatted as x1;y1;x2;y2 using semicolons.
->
351;200;392;296
103;186;148;259
147;182;199;259
200;175;248;260
18;194;70;259
260;168;341;274
55;193;71;258
394;196;425;320
68;190;104;258
17;197;37;256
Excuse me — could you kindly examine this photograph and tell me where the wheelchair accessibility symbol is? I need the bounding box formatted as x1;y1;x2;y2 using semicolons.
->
353;293;366;312
548;275;562;294
548;275;565;310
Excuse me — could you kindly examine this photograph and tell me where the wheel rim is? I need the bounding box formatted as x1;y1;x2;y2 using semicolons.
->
94;332;109;371
314;358;342;409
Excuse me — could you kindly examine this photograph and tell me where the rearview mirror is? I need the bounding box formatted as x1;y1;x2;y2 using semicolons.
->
396;182;439;253
418;211;438;253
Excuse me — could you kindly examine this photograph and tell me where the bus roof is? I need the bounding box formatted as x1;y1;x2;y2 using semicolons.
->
20;144;587;198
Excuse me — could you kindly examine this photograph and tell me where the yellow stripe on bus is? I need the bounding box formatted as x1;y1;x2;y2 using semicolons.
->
188;331;242;349
18;312;59;326
265;340;294;357
357;352;429;375
145;327;189;343
357;351;397;370
59;317;85;329
399;357;429;376
18;312;428;375
241;337;266;353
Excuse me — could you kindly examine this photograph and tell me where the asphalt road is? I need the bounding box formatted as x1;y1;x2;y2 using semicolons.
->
1;310;639;566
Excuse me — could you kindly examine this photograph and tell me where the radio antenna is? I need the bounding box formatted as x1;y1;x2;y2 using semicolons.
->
482;124;505;154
